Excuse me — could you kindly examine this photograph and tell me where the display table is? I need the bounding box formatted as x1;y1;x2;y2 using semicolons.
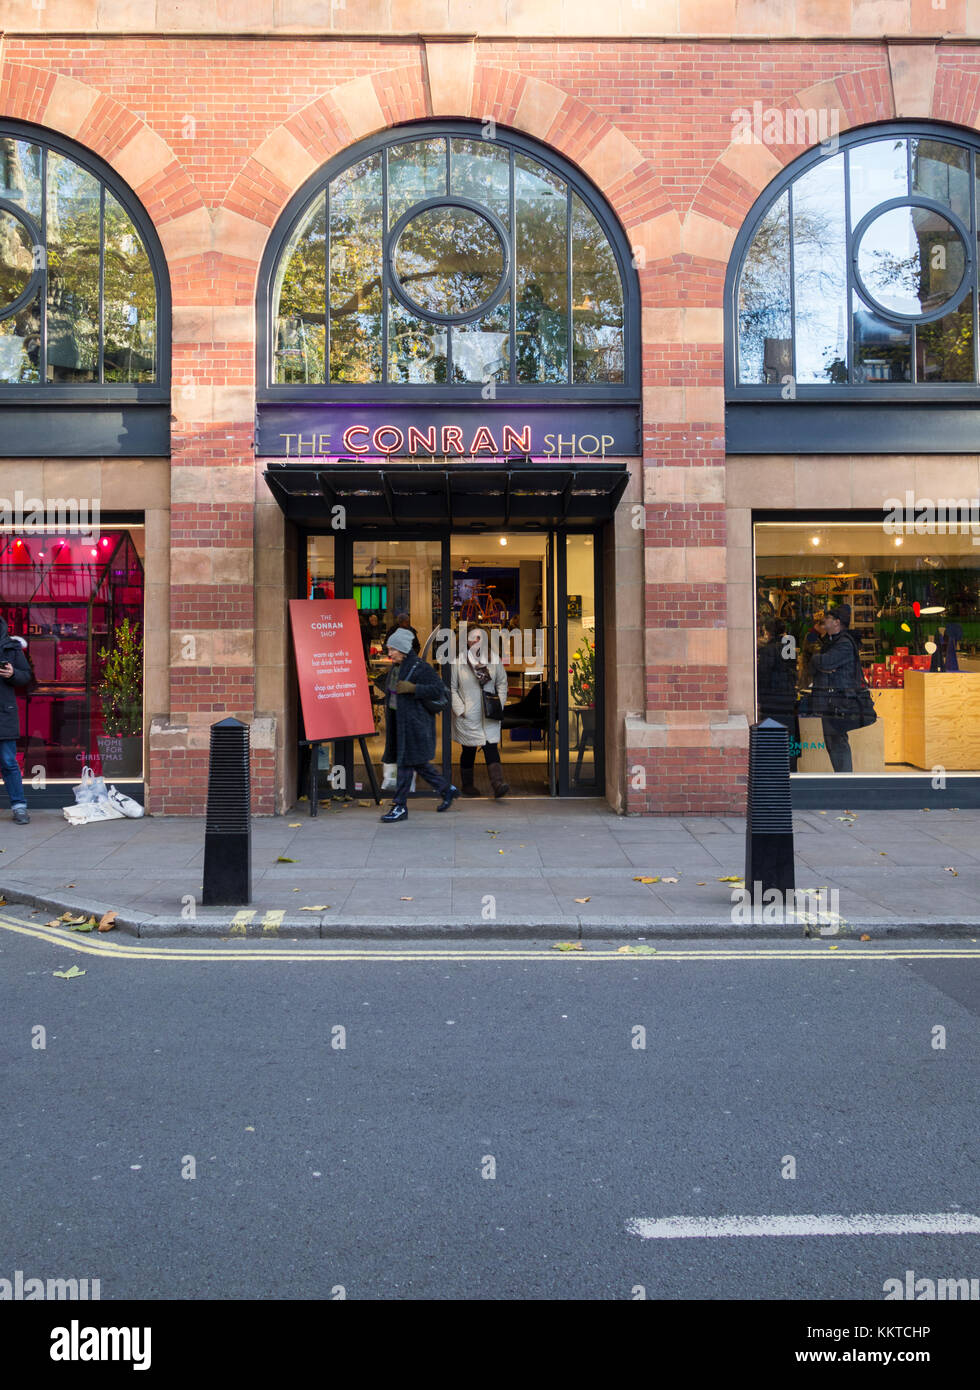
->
870;688;905;764
902;671;980;769
798;716;885;772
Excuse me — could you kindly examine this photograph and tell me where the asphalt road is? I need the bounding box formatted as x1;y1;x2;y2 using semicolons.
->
1;908;977;1302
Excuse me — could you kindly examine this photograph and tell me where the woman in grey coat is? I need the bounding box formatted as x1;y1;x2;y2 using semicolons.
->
451;626;510;798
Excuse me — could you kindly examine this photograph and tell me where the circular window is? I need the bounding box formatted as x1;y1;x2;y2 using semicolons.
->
854;200;970;323
390;199;508;323
0;203;41;318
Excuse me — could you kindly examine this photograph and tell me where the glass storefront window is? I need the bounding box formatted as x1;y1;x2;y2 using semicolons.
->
734;128;980;390
267;125;628;390
0;528;145;779
0;133;158;386
755;521;980;774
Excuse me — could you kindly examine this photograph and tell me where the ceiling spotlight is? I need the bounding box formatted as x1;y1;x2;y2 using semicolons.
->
894;536;903;546
810;535;820;546
834;558;845;570
499;537;508;546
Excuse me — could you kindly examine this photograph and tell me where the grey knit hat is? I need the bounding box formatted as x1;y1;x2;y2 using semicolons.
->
386;627;415;654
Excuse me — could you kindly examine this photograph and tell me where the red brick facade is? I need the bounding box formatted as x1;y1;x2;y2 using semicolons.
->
2;8;975;814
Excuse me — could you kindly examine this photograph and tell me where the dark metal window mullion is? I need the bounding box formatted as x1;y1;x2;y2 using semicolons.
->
787;183;797;387
381;148;389;386
556;533;569;796
323;188;329;385
98;183;105;384
566;184;573;385
444;138;453;384
972;154;979;386
844;147;854;385
908;138;918;382
40;146;47;385
509;148;516;385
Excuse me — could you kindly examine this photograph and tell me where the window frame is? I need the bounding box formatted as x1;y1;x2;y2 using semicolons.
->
257;120;640;404
726;120;980;403
0;118;170;404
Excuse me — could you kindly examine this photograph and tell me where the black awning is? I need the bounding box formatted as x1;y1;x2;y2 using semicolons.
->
263;460;630;530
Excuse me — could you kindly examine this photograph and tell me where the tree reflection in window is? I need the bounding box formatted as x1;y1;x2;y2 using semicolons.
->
0;133;157;386
734;130;980;388
270;128;626;388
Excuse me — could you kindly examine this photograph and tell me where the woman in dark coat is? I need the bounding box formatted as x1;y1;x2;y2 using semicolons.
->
0;618;35;823
757;618;799;769
807;604;865;773
380;626;458;822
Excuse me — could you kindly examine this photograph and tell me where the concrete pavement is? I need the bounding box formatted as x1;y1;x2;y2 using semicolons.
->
0;798;977;938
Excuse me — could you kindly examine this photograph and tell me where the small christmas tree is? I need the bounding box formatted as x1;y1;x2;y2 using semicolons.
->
569;637;595;708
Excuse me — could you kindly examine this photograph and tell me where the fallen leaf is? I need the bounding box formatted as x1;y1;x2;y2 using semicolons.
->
299;905;330;911
276;856;296;863
498;849;505;854
292;888;300;892
574;897;591;903
552;942;583;951
244;1126;255;1132
860;934;871;941
358;800;372;808
400;896;413;901
696;882;706;886
69;920;96;933
944;866;958;876
98;911;117;932
45;919;62;928
828;944;839;951
633;876;660;884
661;877;679;884
818;811;827;815
288;822;302;828
718;876;743;883
617;944;657;955
53;965;85;979
61;913;89;926
879;852;888;856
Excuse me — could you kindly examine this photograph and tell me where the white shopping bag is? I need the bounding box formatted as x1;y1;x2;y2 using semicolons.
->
106;785;145;818
73;765;108;804
381;763;416;792
63;798;126;826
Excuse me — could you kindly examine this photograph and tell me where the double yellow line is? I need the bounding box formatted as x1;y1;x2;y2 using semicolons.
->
2;913;977;965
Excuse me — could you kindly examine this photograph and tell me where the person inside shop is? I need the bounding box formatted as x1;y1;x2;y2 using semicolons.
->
383;611;420;655
800;610;826;687
379;626;458;823
807;603;867;773
756;618;799;770
451;625;510;799
0;617;34;824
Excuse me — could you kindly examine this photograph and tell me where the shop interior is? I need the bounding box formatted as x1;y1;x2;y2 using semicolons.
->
755;521;980;774
0;527;145;780
306;531;598;795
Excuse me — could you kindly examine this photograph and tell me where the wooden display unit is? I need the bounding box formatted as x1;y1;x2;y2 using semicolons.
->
902;672;980;770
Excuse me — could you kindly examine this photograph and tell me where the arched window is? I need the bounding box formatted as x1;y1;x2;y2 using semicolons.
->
729;123;980;395
0;122;167;390
259;122;637;398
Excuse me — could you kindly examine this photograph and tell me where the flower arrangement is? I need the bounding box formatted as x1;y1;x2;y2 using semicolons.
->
569;637;595;709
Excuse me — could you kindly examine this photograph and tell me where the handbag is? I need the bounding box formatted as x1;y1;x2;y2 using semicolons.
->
482;690;504;721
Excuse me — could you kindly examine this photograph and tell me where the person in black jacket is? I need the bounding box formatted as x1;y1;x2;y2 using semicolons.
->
380;626;459;822
0;618;34;823
808;604;863;773
757;618;799;768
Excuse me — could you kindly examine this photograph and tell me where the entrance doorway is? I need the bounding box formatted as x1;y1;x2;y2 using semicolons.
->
303;528;602;798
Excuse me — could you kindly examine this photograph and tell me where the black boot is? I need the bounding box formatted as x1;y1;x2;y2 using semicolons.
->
488;762;510;799
461;772;481;797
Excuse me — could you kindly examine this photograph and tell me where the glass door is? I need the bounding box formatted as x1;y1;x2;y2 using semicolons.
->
561;533;600;792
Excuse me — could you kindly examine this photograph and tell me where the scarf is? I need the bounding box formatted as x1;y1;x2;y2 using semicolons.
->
467;648;492;687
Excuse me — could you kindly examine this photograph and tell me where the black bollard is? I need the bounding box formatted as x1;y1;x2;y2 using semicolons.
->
202;717;251;906
744;718;795;902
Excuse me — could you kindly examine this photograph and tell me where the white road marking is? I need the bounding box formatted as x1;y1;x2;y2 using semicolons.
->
627;1213;980;1239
